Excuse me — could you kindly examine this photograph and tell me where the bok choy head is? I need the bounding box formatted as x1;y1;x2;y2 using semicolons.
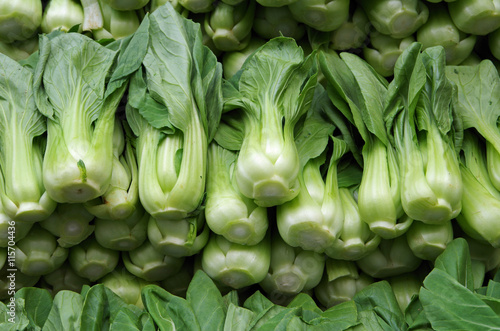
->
0;53;56;222
220;37;317;207
127;3;222;221
276;88;343;253
320;49;413;239
385;43;462;224
33;28;147;204
205;142;268;246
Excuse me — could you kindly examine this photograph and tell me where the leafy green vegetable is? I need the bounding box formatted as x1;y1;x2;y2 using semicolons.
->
34;28;146;203
221;37;317;207
205;142;268;245
127;3;222;221
202;233;270;289
0;53;56;223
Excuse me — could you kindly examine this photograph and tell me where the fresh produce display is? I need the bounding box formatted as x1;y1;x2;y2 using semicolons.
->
3;0;500;330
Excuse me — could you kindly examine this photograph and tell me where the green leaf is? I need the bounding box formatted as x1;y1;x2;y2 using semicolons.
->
446;60;500;151
294;86;335;168
404;296;431;330
43;290;83;331
353;281;407;331
127;67;173;134
80;284;130;331
110;307;155;331
286;293;322;316
186;270;226;331
14;287;52;330
385;42;426;140
238;37;316;124
222;290;240;311
487;280;500;299
475;292;500;317
243;291;287;330
307;300;358;330
141;284;200;331
257;307;307;331
433;238;474;291
223;303;255;331
193;44;223;142
420;268;500;330
418;46;453;135
0;53;45;139
319;51;370;143
33;32;117;122
0;300;29;331
340;52;389;145
105;15;150;99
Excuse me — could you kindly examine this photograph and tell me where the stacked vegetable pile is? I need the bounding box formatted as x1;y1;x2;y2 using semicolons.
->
2;0;500;330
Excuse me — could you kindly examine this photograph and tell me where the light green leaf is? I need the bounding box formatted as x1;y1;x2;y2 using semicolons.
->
0;54;45;139
433;238;474;291
418;46;454;135
43;290;83;331
34;32;117;123
223;303;255;331
340;52;389;146
14;287;52;330
446;60;500;151
186;270;226;331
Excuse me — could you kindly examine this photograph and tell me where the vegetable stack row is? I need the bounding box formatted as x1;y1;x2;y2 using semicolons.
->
3;0;500;323
5;0;500;79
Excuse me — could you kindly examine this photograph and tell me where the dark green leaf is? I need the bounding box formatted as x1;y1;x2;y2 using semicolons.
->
420;268;500;330
353;281;406;331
